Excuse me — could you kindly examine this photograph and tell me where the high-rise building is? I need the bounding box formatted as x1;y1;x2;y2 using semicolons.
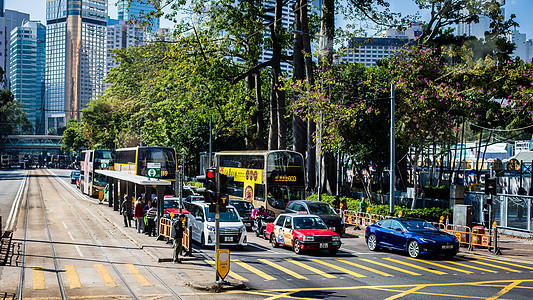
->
507;30;532;62
106;18;145;84
1;9;30;88
45;0;107;133
456;0;505;39
9;21;46;134
118;0;159;34
340;37;414;66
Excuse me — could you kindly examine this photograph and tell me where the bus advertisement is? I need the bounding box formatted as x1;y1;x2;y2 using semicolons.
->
81;149;114;196
216;150;305;216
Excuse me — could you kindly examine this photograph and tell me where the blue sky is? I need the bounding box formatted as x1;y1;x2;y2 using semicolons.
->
6;0;533;38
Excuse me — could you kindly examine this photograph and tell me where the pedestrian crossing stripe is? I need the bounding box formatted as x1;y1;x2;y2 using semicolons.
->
335;259;394;277
310;259;365;278
258;259;307;279
443;261;497;273
382;258;447;275
94;264;117;287
358;258;421;276
65;265;82;289
125;264;153;286
286;259;337;278
470;260;522;272
470;256;533;271
233;259;277;280
206;260;248;282
32;266;46;290
406;258;473;274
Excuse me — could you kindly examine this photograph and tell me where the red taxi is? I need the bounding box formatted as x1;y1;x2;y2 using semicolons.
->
163;196;189;216
265;213;341;255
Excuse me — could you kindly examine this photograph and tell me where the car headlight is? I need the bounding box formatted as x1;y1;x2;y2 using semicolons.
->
303;236;314;242
239;225;246;233
207;225;215;232
420;238;436;243
332;236;340;242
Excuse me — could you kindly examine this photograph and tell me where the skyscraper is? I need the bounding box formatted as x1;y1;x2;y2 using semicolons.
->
45;0;107;133
118;0;159;34
1;9;30;88
9;21;46;135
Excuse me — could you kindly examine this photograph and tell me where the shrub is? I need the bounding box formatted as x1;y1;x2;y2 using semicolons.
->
367;205;452;223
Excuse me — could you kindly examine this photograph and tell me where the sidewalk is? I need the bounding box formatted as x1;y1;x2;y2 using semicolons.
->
346;224;533;263
92;200;244;293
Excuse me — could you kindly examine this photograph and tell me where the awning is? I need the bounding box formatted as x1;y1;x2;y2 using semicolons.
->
95;170;171;186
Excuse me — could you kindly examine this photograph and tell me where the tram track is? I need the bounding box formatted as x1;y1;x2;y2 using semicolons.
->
41;168;184;299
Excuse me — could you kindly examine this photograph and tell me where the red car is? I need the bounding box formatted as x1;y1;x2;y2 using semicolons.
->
265;213;341;255
163;197;189;216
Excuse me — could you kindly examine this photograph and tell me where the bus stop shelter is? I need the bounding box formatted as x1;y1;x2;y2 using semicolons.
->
95;170;171;233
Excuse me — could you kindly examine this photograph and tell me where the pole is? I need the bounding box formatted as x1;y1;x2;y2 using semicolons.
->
318;111;323;201
178;165;183;214
215;155;220;282
389;84;395;216
209;115;212;167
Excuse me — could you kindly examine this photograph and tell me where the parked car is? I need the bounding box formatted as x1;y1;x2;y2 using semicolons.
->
70;170;80;184
229;199;254;230
163;196;189;216
187;201;247;249
265;213;341;255
285;200;345;236
365;218;459;258
183;195;204;210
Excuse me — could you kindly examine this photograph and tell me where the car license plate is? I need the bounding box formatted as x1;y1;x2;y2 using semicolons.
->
442;244;453;249
320;243;328;249
225;237;233;242
328;226;335;231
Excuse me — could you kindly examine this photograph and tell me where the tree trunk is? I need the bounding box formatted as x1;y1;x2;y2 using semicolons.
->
292;0;306;156
475;130;483;183
254;72;266;149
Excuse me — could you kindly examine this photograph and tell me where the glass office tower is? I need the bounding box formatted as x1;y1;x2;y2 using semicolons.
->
118;0;159;34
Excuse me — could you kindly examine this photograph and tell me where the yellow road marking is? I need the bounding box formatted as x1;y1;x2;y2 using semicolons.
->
206;260;248;282
444;260;497;273
407;258;473;273
384;285;426;300
125;264;152;286
94;264;117;287
472;256;533;271
285;259;336;278
382;258;447;275
336;259;393;277
233;259;277;281
310;259;365;278
65;265;82;289
471;261;521;272
32;266;46;290
359;258;421;276
486;280;523;300
258;259;307;279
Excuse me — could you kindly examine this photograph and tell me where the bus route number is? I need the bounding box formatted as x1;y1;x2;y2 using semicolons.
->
275;175;297;182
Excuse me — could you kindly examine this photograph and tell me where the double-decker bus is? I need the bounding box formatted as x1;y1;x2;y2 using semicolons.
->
215;150;306;216
115;147;177;182
80;149;114;196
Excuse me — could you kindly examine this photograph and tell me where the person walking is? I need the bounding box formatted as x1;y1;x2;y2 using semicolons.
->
134;197;145;233
172;214;186;263
146;203;158;237
121;195;132;227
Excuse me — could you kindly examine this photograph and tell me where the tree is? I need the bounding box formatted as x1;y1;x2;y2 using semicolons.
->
0;89;33;136
62;119;89;153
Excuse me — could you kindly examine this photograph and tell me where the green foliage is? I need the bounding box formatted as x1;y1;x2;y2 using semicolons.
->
367;205;452;223
0;89;33;136
62;120;89;152
305;193;361;211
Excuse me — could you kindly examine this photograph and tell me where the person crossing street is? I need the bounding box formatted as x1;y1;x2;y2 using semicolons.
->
172;214;186;263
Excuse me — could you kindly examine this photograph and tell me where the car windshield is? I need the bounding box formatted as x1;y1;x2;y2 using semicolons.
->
401;220;438;232
230;201;253;212
293;216;328;229
307;202;336;215
164;200;179;209
206;207;240;222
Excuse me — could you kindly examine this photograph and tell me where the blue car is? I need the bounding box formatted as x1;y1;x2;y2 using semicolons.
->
365;218;459;258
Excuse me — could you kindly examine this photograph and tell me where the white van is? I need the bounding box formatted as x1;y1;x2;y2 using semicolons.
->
188;202;248;249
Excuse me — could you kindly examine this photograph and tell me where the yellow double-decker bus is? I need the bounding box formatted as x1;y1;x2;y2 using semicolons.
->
215;150;305;216
115;146;177;182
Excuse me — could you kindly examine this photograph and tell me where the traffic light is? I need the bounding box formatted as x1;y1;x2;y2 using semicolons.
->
196;168;217;203
219;174;234;195
218;194;229;213
484;175;497;196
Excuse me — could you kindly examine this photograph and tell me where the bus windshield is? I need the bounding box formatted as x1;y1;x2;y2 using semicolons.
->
267;186;304;210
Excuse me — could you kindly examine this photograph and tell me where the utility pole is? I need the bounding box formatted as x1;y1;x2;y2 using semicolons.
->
215;155;221;282
390;84;395;216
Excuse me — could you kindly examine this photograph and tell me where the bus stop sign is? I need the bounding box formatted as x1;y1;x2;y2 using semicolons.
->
147;163;161;178
100;159;110;169
216;249;230;280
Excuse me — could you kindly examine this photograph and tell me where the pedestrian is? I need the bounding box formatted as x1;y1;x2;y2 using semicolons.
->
359;198;368;213
142;199;152;233
146;203;158;237
172;214;186;263
121;195;132;227
333;195;340;212
134;197;145;233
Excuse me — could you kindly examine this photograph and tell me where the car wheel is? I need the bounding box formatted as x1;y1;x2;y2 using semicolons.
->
328;249;338;255
367;234;378;251
270;234;279;248
200;233;206;249
293;239;302;254
408;240;420;258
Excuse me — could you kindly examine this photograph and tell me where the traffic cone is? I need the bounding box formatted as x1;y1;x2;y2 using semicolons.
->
446;215;449;225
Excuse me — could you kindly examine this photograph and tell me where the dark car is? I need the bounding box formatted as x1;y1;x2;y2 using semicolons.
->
70;170;80;184
285;200;345;236
365;218;459;258
229;199;254;230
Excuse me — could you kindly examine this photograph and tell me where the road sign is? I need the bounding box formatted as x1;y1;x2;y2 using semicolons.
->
216;249;230;280
147;163;161;178
100;159;110;169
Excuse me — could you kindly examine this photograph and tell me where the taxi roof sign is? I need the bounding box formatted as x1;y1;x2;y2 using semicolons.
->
297;211;308;214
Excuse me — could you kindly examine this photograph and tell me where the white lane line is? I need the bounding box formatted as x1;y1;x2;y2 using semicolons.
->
6;171;28;230
63;222;68;229
75;245;84;257
68;231;76;241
